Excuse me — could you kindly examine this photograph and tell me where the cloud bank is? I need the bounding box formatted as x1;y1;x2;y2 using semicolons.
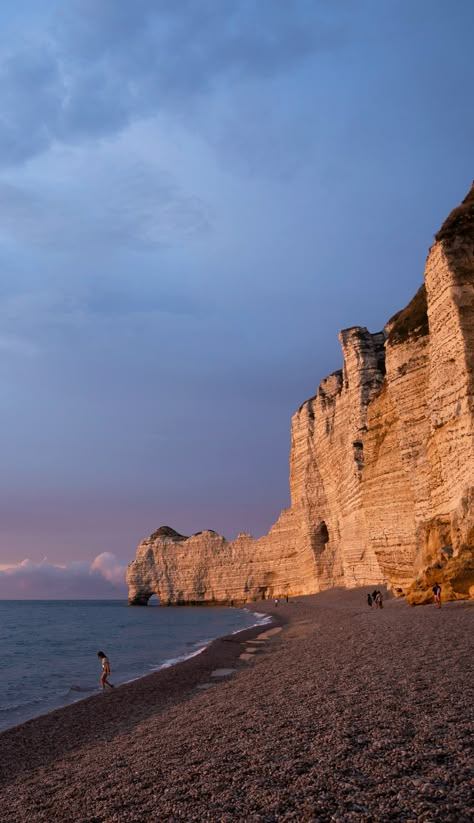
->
0;0;340;168
0;552;128;599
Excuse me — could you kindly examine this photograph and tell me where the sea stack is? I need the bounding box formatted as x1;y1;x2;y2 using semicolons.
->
127;184;474;606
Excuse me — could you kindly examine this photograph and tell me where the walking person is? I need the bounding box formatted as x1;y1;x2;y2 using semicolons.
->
367;593;373;608
274;598;279;607
432;582;442;608
97;651;114;690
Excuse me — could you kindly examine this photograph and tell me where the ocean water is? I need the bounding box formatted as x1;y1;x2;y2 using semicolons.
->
0;600;268;732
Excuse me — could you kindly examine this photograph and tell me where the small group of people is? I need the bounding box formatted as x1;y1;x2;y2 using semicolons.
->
366;583;442;610
367;590;383;609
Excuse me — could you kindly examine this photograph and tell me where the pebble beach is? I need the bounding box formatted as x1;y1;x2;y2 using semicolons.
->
0;588;472;822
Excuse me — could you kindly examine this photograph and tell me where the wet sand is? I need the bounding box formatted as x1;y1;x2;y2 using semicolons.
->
0;589;472;821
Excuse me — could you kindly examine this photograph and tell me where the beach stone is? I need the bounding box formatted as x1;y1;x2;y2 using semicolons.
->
256;627;282;640
210;668;236;678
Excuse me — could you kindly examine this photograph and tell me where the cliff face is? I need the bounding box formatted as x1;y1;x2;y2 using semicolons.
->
127;185;474;605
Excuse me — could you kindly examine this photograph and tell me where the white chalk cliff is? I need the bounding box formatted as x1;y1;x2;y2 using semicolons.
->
127;185;474;605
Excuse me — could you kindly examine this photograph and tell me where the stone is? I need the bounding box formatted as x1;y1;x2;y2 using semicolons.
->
127;184;474;606
256;628;282;640
210;668;237;678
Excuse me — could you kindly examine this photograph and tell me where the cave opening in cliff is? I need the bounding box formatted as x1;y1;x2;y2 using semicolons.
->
320;522;329;544
310;521;330;556
148;593;160;605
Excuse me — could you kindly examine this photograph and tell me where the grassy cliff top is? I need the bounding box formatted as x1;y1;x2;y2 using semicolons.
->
149;526;187;541
386;284;429;346
435;182;474;244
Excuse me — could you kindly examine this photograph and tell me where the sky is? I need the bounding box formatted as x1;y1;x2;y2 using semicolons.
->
0;0;473;597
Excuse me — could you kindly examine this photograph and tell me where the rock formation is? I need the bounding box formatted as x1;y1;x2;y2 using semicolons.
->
127;184;474;605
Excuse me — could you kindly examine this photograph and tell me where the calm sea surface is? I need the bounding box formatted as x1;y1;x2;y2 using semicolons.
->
0;600;268;732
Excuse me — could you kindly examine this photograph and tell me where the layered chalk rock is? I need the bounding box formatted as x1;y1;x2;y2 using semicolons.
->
127;517;312;606
127;184;474;605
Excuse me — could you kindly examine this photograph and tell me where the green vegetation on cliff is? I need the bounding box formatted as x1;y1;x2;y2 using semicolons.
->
387;284;429;346
435;182;474;243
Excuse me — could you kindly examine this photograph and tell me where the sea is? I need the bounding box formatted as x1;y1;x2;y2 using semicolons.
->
0;600;269;733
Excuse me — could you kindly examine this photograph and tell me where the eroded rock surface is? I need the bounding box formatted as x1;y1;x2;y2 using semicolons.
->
127;184;474;605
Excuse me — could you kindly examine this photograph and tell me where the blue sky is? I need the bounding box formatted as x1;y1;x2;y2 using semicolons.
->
0;1;473;595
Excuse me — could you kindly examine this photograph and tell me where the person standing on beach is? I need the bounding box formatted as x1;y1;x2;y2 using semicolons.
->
367;593;373;608
432;582;442;608
97;651;114;690
274;598;279;607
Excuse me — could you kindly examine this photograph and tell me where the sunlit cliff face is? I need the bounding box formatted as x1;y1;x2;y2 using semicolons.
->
127;186;474;606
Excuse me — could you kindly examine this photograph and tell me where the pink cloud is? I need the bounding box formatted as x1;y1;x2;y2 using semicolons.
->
0;553;128;599
90;552;127;585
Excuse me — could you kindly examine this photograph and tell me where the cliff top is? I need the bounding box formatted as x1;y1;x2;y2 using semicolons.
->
149;526;188;541
435;182;474;244
147;526;221;543
386;184;472;346
386;284;428;346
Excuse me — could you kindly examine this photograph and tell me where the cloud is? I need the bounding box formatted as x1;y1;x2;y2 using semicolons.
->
0;157;210;251
0;1;344;167
0;553;128;599
0;44;63;165
0;332;38;357
90;552;127;586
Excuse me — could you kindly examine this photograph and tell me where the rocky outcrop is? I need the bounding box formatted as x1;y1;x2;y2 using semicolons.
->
127;184;474;605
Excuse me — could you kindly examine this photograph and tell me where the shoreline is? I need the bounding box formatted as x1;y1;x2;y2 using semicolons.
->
110;606;273;684
0;604;285;786
0;603;273;737
1;589;471;821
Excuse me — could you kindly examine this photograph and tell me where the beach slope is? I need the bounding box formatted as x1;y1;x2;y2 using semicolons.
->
0;589;472;822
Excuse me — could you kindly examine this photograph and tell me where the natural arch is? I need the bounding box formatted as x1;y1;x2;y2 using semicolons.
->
128;590;157;606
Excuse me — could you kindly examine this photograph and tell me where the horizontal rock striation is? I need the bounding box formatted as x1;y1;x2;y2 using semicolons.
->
127;184;474;605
